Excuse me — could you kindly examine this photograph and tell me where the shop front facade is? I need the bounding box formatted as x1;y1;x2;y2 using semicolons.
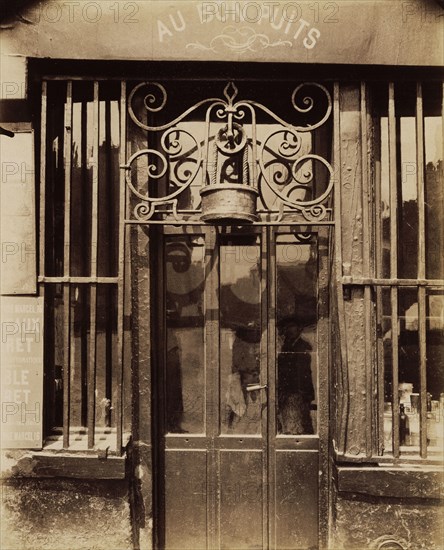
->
1;2;443;549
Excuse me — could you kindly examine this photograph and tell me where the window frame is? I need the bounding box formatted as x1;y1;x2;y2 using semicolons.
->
337;80;444;466
39;79;127;457
34;68;444;473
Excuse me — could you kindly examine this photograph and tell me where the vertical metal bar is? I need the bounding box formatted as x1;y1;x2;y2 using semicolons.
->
63;81;72;277
40;82;47;277
388;83;398;280
361;82;373;457
88;284;97;448
416;83;428;458
250;107;258;190
104;97;114;428
388;83;400;458
91;81;99;278
416;83;426;280
62;82;73;448
63;81;73;278
87;82;100;448
418;286;427;458
116;81;127;454
203;108;213;188
63;284;71;448
388;84;398;280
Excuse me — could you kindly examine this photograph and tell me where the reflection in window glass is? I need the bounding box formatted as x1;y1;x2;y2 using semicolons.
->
98;83;121;277
95;285;118;428
424;84;443;280
397;288;419;449
71;82;93;277
44;285;65;431
382;288;444;454
165;237;205;434
396;84;418;279
45;82;67;277
426;292;444;451
69;285;90;427
276;236;317;435
220;237;262;435
381;288;393;452
379;116;391;279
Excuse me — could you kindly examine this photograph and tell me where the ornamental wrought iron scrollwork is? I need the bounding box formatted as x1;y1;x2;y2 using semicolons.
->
123;80;334;223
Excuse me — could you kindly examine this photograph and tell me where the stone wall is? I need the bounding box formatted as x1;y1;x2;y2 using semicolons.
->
1;477;133;550
331;487;443;550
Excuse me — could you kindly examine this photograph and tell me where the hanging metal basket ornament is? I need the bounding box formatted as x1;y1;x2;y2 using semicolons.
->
124;81;334;224
200;117;259;223
200;184;259;223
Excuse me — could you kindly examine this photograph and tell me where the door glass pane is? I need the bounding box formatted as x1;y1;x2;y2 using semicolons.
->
276;235;317;435
220;236;262;435
165;236;205;434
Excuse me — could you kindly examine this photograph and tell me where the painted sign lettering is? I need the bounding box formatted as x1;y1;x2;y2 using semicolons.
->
156;2;321;52
1;296;44;449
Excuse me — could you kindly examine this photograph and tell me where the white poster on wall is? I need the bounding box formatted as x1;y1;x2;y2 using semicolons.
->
0;127;37;295
1;296;43;449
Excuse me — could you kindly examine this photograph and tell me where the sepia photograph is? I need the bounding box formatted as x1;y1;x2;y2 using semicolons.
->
0;1;443;549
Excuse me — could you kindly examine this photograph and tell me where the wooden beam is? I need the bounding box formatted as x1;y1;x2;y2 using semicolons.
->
337;466;443;499
39;81;47;277
361;82;373;457
8;452;128;480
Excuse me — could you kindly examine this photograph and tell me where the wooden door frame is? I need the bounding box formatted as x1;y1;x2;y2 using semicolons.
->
151;224;331;549
266;226;330;550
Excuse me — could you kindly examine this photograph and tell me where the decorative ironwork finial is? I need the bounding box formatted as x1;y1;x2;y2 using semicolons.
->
223;82;238;105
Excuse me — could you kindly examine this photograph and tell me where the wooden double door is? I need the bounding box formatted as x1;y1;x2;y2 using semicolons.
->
153;225;328;550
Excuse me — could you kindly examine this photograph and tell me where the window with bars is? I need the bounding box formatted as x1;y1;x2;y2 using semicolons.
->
39;75;443;465
40;80;127;454
373;81;443;461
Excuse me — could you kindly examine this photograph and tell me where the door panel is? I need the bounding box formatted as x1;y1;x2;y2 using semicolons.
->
156;226;327;550
218;450;264;550
164;450;208;550
274;450;319;550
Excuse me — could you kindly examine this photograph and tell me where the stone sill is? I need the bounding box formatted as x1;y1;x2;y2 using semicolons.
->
1;450;127;480
335;464;444;499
